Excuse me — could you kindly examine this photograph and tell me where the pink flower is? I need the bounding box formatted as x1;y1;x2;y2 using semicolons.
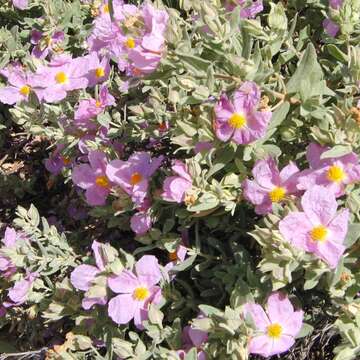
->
0;228;27;278
87;2;168;76
225;0;263;19
243;157;300;214
130;211;152;235
330;0;343;9
31;56;90;103
72;151;113;206
74;85;115;130
323;19;340;37
70;240;108;310
85;52;111;87
244;292;303;357
297;143;360;197
162;161;192;203
44;144;72;175
214;81;272;145
279;186;349;268
194;142;213;154
107;255;163;328
0;67;34;104
4;272;38;307
164;245;187;277
106;152;163;206
12;0;28;9
178;314;208;359
31;30;64;59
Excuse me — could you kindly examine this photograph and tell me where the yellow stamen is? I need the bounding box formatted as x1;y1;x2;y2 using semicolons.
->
310;225;328;242
102;4;109;13
130;172;142;185
268;187;286;203
55;71;68;84
62;156;71;165
125;37;136;49
228;113;247;129
133;287;150;301
267;323;283;339
169;251;178;261
95;100;102;108
95;67;105;78
95;175;110;188
19;85;31;96
327;165;346;183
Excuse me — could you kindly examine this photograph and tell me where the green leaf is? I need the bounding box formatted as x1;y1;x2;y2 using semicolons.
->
320;145;353;159
296;323;314;339
286;43;323;96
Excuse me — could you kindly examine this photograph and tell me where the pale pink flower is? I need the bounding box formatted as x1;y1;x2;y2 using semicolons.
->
70;240;108;310
107;255;163;328
279;186;349;268
162;161;192;203
297;143;360;197
214;81;272;145
106;152;163;206
244;292;303;357
72;151;113;206
243;157;300;214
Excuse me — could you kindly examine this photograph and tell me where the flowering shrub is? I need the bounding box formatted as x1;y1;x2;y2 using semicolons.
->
0;0;360;359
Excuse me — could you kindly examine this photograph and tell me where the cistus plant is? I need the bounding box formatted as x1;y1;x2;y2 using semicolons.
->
0;0;360;359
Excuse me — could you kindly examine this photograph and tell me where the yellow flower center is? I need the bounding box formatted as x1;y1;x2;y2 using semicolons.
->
45;36;52;47
55;71;68;84
268;187;286;203
19;85;31;96
102;4;109;13
267;323;283;339
95;100;102;108
95;175;110;188
310;225;328;242
130;172;142;185
326;165;346;183
169;251;178;261
228;113;247;129
95;67;105;78
125;37;136;49
133;286;150;301
62;156;71;165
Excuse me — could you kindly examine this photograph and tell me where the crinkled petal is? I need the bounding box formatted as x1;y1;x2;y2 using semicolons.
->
135;255;162;287
70;264;99;291
107;270;139;294
108;293;137;325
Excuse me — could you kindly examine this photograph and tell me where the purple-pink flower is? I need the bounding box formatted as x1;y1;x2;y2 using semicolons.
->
162;161;192;203
225;0;263;19
30;30;64;59
87;2;168;76
106;152;163;206
85;52;111;87
0;66;34;104
244;292;303;358
0;227;25;278
297;143;360;197
178;319;208;360
74;85;115;130
323;18;340;37
279;186;349;268
72;151;113;206
214;81;272;145
70;240;108;310
44;144;72;175
12;0;28;9
242;157;300;214
4;272;38;308
107;255;163;328
31;56;90;103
